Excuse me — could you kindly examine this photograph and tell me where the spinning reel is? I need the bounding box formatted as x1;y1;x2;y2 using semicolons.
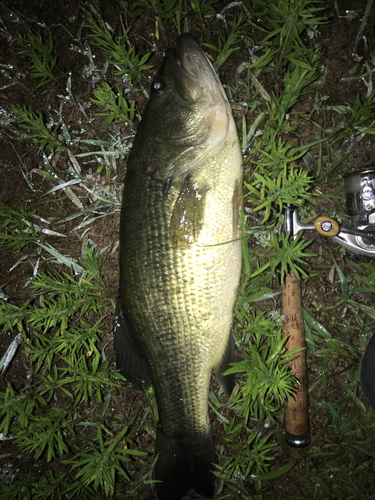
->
291;166;375;256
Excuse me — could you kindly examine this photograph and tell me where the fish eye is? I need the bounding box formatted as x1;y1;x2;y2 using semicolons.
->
151;77;165;95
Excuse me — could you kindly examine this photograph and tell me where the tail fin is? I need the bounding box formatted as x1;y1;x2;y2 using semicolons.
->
155;428;217;500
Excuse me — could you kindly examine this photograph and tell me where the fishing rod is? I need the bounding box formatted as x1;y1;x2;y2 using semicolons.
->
282;203;311;447
283;165;375;447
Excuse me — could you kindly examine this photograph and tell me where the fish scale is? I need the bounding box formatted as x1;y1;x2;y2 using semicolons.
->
115;33;242;500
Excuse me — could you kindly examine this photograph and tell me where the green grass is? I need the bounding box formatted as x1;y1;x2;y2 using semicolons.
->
1;0;375;498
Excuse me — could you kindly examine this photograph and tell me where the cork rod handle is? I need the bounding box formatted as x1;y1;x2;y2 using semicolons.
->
283;270;311;447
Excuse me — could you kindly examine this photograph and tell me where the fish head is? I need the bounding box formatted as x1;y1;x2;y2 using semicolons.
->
135;33;233;181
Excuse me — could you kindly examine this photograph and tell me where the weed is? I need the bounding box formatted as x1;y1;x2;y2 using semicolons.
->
134;0;186;36
15;29;62;88
91;82;136;126
12;105;63;152
85;16;153;84
203;12;250;70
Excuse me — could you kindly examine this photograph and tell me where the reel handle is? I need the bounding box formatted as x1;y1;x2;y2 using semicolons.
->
314;216;340;236
293;211;375;256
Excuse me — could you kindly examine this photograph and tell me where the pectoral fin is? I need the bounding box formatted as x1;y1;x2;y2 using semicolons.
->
169;175;207;247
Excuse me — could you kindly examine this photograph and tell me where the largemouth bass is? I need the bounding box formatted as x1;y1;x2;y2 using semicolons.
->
115;33;243;500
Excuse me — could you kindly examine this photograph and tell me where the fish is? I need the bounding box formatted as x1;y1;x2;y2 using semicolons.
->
361;333;375;412
114;33;243;500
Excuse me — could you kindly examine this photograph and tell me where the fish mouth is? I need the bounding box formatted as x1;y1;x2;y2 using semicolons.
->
177;34;228;102
176;34;231;147
162;35;206;80
178;35;212;77
163;34;226;104
177;34;203;79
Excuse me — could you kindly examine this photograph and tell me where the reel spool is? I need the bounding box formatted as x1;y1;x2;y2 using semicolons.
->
344;167;375;252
